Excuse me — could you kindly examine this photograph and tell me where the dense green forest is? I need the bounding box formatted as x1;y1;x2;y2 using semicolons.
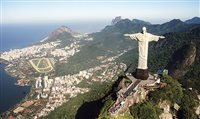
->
148;26;200;92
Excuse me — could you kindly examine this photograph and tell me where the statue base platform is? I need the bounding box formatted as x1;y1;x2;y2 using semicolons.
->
132;68;149;80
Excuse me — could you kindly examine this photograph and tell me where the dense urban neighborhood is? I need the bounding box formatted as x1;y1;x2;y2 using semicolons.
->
0;31;128;118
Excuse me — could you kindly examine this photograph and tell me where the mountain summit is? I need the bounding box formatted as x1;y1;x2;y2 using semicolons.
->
111;16;122;25
49;26;80;38
132;19;151;25
162;19;184;27
44;25;83;43
185;17;200;24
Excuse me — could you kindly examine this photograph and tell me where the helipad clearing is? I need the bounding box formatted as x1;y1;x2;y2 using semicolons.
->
29;58;54;73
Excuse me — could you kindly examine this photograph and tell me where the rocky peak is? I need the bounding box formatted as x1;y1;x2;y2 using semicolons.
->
48;25;81;39
50;26;73;36
58;25;73;33
115;18;132;26
168;42;196;79
111;16;122;25
132;19;151;25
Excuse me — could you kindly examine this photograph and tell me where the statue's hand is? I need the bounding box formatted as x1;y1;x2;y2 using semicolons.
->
124;34;130;37
159;36;165;39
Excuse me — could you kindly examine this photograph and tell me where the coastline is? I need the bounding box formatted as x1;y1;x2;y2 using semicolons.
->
0;62;32;115
0;58;9;65
1;86;32;116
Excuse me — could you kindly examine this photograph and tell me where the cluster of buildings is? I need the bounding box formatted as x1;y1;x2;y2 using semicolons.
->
35;76;54;99
15;79;30;86
84;37;93;41
94;62;125;81
0;41;60;61
0;36;84;64
101;50;128;64
33;61;126;118
77;62;126;82
13;100;36;114
33;74;90;118
51;41;81;61
9;72;90;118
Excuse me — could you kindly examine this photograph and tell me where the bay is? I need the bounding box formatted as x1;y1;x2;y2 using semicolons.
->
0;64;30;113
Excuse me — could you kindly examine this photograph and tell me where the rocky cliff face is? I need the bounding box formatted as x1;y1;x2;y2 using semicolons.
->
159;100;173;119
168;42;196;79
195;95;200;118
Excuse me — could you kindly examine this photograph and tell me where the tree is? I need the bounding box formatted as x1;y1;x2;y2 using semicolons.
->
129;101;161;119
177;90;199;119
148;75;183;104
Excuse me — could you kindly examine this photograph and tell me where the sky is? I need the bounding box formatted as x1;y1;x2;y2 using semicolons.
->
1;0;200;24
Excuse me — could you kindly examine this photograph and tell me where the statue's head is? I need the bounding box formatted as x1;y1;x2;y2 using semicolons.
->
142;27;147;33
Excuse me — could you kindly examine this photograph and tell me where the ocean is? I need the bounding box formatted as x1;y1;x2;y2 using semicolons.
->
0;21;108;52
0;64;31;113
0;21;108;113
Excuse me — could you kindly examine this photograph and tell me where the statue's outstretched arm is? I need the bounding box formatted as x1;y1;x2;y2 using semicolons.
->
124;34;131;37
150;34;165;41
124;33;138;40
159;36;165;39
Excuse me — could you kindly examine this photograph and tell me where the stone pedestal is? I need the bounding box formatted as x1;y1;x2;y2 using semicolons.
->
132;68;149;80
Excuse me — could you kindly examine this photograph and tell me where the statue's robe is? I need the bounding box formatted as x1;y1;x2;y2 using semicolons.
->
128;32;160;69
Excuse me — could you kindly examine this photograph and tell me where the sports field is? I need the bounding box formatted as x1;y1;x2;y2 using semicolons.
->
29;58;54;73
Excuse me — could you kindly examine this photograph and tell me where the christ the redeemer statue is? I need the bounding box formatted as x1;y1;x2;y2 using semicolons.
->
124;27;165;80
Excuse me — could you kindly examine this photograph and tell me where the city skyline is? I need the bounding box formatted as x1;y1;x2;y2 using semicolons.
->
1;0;200;24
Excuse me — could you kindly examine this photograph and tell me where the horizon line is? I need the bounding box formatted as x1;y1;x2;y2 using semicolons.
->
2;0;198;3
1;16;199;25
